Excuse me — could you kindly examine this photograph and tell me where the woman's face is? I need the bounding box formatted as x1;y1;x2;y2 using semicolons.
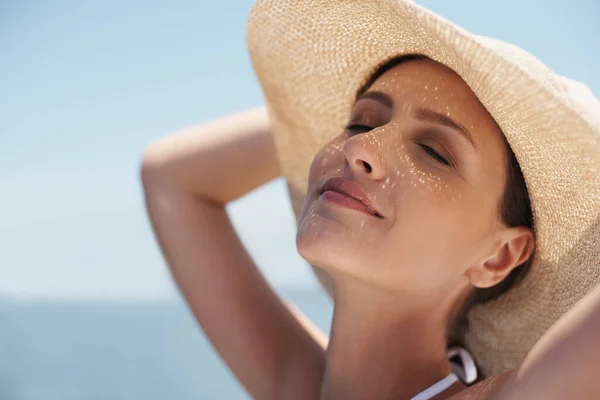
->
297;58;510;294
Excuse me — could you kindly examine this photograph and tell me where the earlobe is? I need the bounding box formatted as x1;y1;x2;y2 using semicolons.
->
468;227;535;289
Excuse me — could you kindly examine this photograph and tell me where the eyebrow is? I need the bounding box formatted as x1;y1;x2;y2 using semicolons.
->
356;90;394;109
355;90;477;150
414;107;477;149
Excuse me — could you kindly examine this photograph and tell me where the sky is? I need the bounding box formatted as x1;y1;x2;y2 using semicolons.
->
1;0;598;299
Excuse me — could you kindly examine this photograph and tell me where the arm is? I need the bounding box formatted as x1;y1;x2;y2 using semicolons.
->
490;282;600;399
452;283;600;400
141;107;326;399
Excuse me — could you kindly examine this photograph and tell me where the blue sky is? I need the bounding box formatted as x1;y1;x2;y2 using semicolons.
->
1;0;598;298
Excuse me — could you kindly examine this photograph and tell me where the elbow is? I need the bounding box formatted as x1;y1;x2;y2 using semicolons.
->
140;140;170;189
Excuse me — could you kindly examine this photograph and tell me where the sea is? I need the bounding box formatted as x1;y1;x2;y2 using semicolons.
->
0;287;333;400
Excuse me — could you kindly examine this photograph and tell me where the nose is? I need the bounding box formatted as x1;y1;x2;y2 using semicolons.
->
343;134;387;181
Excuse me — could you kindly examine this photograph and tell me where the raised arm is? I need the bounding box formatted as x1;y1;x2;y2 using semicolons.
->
452;281;600;400
141;107;326;399
490;282;600;399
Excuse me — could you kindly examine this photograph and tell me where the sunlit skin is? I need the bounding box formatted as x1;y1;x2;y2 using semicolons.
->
296;58;535;398
143;54;600;399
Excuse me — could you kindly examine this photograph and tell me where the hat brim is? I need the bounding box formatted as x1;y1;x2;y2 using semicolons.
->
246;0;600;377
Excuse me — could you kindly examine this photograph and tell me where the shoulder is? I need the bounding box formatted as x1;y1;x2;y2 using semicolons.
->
447;371;511;400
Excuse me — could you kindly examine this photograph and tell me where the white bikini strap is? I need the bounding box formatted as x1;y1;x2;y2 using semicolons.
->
447;346;478;385
409;373;459;400
409;346;478;400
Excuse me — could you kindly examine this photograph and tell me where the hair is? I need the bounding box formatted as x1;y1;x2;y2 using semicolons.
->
449;141;534;346
358;54;535;362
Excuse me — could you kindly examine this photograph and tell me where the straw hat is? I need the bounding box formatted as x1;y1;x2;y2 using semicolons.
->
246;0;600;377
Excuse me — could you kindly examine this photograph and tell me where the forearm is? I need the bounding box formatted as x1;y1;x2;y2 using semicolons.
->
140;110;325;398
143;181;291;397
492;283;600;399
141;106;280;203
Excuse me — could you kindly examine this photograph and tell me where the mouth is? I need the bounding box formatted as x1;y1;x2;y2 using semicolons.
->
319;177;384;218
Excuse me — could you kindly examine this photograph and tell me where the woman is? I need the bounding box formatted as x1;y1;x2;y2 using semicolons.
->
141;1;600;399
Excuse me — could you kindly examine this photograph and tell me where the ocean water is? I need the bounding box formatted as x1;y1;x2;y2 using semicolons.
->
0;288;333;400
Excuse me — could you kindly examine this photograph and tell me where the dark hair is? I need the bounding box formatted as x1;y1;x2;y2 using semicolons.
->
359;54;534;351
449;142;534;345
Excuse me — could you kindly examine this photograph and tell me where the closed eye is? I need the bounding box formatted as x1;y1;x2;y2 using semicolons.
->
419;143;450;166
345;124;373;135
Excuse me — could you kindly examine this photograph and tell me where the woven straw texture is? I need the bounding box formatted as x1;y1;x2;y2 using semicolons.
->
246;0;600;377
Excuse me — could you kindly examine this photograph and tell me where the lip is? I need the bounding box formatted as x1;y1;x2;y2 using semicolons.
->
319;177;383;218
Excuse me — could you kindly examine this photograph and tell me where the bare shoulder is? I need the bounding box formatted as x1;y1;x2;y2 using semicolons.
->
447;371;511;400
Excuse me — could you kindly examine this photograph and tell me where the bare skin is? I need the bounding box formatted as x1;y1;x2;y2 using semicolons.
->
142;109;325;399
296;59;534;399
142;59;600;399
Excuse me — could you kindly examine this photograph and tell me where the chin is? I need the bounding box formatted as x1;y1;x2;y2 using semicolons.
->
296;213;364;272
296;216;429;293
296;206;381;283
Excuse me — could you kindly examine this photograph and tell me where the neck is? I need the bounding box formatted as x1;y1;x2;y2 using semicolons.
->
319;277;457;400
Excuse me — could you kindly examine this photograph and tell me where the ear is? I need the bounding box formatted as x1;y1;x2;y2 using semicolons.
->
467;226;535;289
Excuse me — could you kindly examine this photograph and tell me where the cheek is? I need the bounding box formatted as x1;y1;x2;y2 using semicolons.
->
300;137;346;221
307;137;345;184
385;184;496;282
370;174;478;288
383;124;465;207
297;137;362;266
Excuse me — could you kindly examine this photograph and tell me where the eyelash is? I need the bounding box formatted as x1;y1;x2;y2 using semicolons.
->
418;143;450;166
345;124;451;167
345;124;372;135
